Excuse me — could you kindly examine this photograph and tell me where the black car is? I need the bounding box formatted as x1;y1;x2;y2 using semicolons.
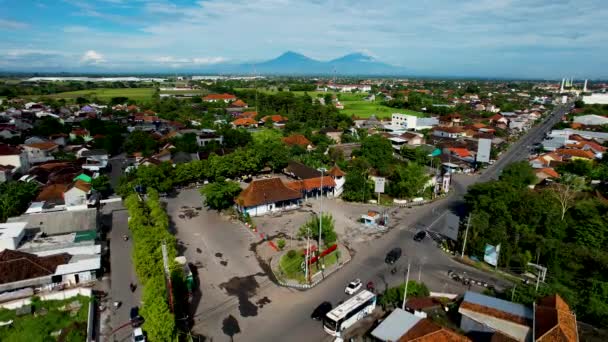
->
311;301;332;321
385;247;402;264
413;231;426;242
130;306;144;327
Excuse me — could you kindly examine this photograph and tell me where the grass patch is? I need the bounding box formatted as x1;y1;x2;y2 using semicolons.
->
0;295;90;342
159;89;207;95
37;88;156;101
278;250;340;283
340;101;426;118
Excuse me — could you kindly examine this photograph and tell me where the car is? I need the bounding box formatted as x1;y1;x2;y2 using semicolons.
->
311;301;332;320
132;327;146;342
345;279;362;295
413;231;426;242
385;247;402;264
130;306;144;327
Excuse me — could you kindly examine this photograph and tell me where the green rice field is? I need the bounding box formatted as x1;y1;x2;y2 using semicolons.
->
43;88;156;101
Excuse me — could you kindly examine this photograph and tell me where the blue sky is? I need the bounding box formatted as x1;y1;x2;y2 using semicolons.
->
0;0;606;78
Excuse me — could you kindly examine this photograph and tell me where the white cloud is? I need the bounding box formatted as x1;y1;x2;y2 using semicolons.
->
153;56;227;66
81;50;106;64
0;19;29;30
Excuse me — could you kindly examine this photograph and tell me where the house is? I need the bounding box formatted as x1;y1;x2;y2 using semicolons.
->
327;165;346;197
80;149;109;171
0;248;100;293
260;115;289;128
286;176;336;200
556;149;595;160
49;133;68;147
459;291;533;341
229;99;248;108
572;114;608;126
371;308;469;342
21;142;58;164
405;297;444;318
196;130;224;147
70;128;92;142
232;118;258;128
282;134;313;149
535;168;559;181
202;93;237;103
284;161;322;180
0;144;29;173
322;129;342;143
235;178;302;216
529;153;563;169
152;148;172;162
534;294;577;342
432;127;465;139
439;113;462;127
64;180;91;208
0;164;15;183
0;126;20;140
36;184;70;205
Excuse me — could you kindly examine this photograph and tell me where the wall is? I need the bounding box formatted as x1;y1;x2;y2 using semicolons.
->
0;287;92;310
64;188;87;207
243;202;300;217
0;154;28;173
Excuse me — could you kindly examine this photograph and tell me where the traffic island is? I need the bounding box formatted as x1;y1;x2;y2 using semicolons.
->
270;243;352;289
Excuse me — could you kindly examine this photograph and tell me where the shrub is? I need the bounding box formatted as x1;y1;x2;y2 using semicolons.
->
277;239;286;250
287;250;297;259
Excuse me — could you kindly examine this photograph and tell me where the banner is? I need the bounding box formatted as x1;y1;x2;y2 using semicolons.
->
374;177;385;193
483;244;501;266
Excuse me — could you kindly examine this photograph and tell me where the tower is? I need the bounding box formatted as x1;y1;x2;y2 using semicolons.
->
560;78;565;93
584;79;588;92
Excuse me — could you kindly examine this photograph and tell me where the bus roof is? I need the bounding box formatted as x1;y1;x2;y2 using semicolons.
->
326;290;375;321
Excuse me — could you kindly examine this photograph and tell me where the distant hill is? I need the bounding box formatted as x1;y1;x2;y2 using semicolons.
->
214;51;405;76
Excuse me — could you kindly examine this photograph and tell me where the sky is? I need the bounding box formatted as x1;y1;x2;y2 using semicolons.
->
0;0;606;78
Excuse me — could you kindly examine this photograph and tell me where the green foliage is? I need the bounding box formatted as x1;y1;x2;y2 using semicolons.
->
387;162;430;199
31;117;68;137
379;281;430;307
124;130;158;156
277;239;286;250
360;135;394;174
171;133;199;153
287;249;297;259
499;161;537;187
0;181;39;222
342;168;373;202
124;190;179;340
91;175;112;196
465;161;608;326
297;213;337;246
200;180;242;210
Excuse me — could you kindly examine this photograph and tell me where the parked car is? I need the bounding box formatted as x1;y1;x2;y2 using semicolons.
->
413;231;426;242
130;307;144;327
345;279;362;295
385;247;402;264
311;301;332;320
132;327;146;342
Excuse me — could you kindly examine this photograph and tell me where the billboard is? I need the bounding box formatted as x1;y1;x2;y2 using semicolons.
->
374;177;385;193
483;244;501;266
477;138;492;163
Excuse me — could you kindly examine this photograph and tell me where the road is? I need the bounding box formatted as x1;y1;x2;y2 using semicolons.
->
230;103;572;342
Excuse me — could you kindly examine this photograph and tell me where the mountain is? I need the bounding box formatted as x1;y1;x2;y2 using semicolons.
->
211;51;405;76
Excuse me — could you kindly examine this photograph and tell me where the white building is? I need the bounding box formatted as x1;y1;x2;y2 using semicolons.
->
391;113;438;131
582;93;608;104
0;222;27;252
573;114;608;126
0;144;29;173
21;142;58;164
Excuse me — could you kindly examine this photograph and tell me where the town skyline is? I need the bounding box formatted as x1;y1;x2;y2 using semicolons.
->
1;0;607;78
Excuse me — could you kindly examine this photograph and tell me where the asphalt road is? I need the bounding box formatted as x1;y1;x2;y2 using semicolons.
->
234;104;571;342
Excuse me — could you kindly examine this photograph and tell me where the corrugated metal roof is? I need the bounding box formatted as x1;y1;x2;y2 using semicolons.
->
463;291;532;319
371;308;421;341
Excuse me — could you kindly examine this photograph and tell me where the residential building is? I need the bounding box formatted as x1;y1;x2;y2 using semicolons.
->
232;118;258;128
284;161;322;180
534;168;560;181
202;93;237;103
371;308;469;342
235;178;302;216
69;128;92;142
282;134;313;149
556;149;595;160
582;93;608;104
322;129;342;143
459;291;533;341
0;144;29;173
36;183;70;205
64;180;91;208
391;113;438;131
534;294;577;342
327;165;346;197
572;114;608;126
21;142;58;164
439;114;462;127
79;149;109;171
229;99;248;108
0;164;14;183
286;176;336;200
432;127;465;139
196;130;224;147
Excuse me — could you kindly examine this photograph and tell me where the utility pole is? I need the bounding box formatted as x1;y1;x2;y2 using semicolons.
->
401;261;411;310
418;263;422;282
461;214;471;259
318;168;324;250
304;227;310;284
511;285;517;301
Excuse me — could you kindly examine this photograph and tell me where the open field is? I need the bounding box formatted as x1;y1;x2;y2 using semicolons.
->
36;88;156;101
159;89;206;95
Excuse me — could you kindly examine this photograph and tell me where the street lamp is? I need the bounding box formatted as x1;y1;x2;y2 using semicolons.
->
317;167;327;250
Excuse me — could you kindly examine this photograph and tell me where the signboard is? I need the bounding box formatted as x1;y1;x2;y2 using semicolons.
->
477;138;492;163
374;177;385;193
483;244;501;266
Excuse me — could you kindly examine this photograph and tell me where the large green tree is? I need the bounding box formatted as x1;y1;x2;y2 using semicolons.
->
387;163;430;199
200;180;242;211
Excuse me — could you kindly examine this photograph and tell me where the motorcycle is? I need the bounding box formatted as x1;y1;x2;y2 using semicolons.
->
123;235;129;241
390;267;397;275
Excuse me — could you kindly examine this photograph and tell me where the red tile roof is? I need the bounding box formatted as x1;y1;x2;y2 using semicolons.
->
535;294;577;342
556;149;595;159
203;93;237;101
282;134;312;147
69;179;91;193
239;111;258;119
261;115;289;123
448;147;471;158
24;141;58;151
0;250;71;285
232;118;258;127
71;128;89;136
36;183;69;202
286;176;337;192
460;301;531;326
433;127;464;133
405;297;442;311
535;168;560;179
236;178;302;207
327;165;345;177
398;319;470;342
230;99;248;107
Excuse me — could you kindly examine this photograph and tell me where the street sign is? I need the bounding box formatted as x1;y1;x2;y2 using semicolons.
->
374;177;385;193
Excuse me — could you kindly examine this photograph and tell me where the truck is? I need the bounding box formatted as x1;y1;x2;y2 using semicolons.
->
175;256;195;302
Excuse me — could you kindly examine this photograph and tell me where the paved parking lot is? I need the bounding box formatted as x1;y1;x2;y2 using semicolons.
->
165;188;296;341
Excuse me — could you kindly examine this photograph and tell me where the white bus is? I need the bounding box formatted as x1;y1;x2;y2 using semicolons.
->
323;290;376;337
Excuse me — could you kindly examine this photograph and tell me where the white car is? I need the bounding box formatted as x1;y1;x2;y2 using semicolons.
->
133;327;146;342
345;279;362;295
